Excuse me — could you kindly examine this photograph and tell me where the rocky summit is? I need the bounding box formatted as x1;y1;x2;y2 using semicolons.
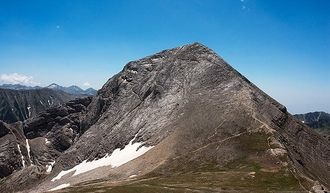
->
0;43;329;193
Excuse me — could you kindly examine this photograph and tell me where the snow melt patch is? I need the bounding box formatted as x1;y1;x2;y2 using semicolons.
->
26;139;31;160
51;135;153;182
46;161;56;173
248;171;256;178
48;183;70;191
27;106;31;118
45;138;51;145
17;144;25;167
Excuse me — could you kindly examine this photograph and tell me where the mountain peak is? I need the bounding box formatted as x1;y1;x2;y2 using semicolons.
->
183;42;209;49
1;43;329;192
167;42;217;58
47;83;61;89
47;84;96;95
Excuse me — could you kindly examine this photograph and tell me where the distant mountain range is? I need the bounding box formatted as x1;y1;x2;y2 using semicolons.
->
0;84;42;90
0;83;96;123
46;83;97;96
294;111;330;138
0;83;97;96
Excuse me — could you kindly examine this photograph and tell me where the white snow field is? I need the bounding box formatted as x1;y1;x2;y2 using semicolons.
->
48;183;70;191
51;135;153;182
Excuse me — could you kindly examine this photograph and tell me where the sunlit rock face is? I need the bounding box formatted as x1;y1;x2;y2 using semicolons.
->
0;43;329;193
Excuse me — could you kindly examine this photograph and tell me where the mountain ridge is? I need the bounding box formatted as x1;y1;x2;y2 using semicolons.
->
0;88;78;123
46;83;97;96
0;43;328;193
0;83;97;96
294;111;330;138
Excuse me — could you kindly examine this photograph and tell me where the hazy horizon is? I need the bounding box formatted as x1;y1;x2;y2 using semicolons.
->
0;0;329;114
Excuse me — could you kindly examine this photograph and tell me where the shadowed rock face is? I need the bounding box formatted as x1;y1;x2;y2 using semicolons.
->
294;112;330;139
0;43;329;193
0;97;92;181
0;88;77;123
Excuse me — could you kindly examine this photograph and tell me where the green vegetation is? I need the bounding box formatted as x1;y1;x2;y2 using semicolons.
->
62;132;303;193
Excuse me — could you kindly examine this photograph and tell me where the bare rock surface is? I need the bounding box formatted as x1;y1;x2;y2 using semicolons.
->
0;88;78;123
0;43;329;193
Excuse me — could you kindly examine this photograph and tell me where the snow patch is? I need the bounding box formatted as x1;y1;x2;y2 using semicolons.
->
129;175;137;178
17;144;25;167
48;183;70;191
46;161;56;173
26;139;31;161
27;106;31;118
51;135;153;182
40;100;44;105
248;171;256;178
45;138;51;145
47;97;54;106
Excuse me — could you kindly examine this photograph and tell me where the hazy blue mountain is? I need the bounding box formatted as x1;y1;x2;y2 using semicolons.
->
0;84;41;90
0;83;97;96
46;83;97;96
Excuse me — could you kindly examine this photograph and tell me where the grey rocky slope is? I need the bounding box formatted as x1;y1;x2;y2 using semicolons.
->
0;43;329;193
0;88;77;123
294;112;330;138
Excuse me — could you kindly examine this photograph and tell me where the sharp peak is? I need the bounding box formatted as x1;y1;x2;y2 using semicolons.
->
121;42;223;72
48;83;60;86
183;42;208;48
173;42;214;53
143;42;217;60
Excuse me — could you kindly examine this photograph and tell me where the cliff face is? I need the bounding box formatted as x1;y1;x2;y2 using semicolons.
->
0;43;329;193
0;97;92;179
0;88;77;123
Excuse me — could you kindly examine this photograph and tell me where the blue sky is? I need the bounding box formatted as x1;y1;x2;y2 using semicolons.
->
0;0;329;113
